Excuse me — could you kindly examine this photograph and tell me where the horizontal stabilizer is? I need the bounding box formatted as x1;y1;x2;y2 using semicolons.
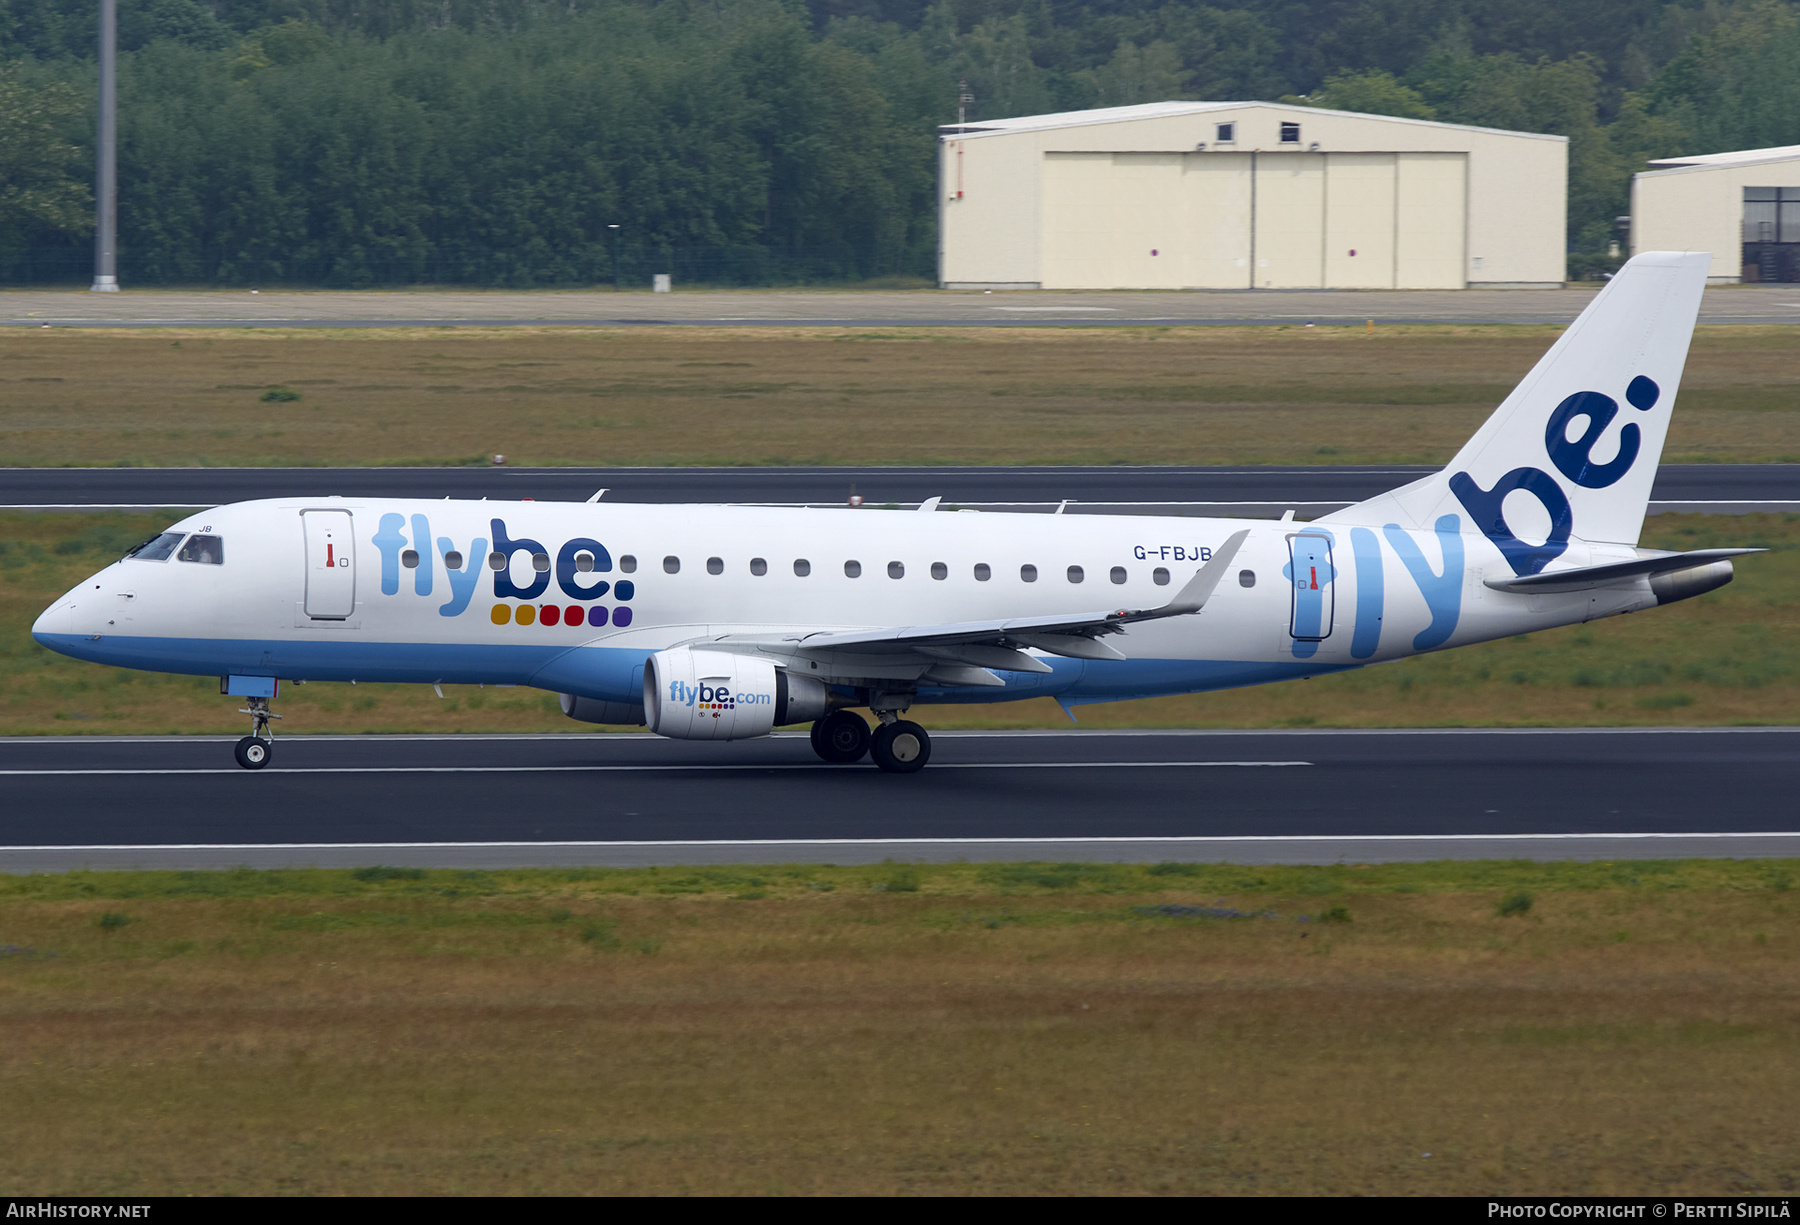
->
1484;548;1764;594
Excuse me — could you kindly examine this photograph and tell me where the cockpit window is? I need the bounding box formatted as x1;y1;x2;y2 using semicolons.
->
177;534;224;565
127;531;185;562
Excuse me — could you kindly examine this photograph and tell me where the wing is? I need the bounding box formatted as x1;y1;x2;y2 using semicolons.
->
703;529;1250;687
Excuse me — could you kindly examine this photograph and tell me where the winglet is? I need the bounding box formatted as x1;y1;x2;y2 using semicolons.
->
1138;529;1251;619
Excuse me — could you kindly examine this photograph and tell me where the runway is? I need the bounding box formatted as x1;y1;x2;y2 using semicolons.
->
3;729;1795;870
7;284;1800;328
5;463;1797;516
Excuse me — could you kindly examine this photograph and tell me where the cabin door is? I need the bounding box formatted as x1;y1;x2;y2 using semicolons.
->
302;509;357;619
1287;533;1335;642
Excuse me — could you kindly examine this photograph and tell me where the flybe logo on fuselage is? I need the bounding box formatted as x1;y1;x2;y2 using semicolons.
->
1449;376;1660;577
371;515;635;624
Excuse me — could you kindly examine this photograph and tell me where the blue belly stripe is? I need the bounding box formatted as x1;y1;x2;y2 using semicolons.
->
33;632;1350;705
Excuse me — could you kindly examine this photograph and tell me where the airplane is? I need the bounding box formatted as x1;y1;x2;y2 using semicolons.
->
32;251;1761;773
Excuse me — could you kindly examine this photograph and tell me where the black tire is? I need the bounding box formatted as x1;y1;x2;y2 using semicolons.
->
811;710;871;764
234;736;271;770
870;720;931;774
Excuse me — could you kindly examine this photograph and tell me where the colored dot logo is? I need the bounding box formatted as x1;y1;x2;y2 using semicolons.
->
490;580;634;629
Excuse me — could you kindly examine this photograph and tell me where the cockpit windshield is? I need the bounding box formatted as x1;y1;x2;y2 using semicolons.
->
177;534;224;565
127;531;185;562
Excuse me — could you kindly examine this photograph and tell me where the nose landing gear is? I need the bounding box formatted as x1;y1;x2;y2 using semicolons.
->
234;695;280;770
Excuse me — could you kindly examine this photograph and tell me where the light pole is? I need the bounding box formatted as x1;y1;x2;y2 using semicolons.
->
90;0;118;292
608;224;621;292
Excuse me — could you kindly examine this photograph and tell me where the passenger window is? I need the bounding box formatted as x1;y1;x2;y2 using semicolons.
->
1110;566;1127;585
1067;565;1084;584
620;555;637;574
844;560;862;578
750;557;768;576
888;561;904;579
1020;564;1038;583
443;550;464;570
129;531;185;562
794;559;811;577
930;562;947;580
532;552;550;573
1239;569;1257;588
401;549;419;569
177;534;224;565
663;556;680;574
706;557;723;575
974;563;991;581
573;551;596;573
488;551;507;571
1154;567;1170;586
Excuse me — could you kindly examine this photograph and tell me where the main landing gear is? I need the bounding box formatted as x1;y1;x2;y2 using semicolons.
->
811;709;871;764
234;695;280;771
809;703;932;774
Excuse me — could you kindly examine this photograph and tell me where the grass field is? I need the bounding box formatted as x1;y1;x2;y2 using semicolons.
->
1;860;1794;1195
2;510;1794;735
3;323;1799;467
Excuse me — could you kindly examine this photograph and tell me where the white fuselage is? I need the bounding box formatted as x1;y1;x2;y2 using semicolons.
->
33;496;1659;714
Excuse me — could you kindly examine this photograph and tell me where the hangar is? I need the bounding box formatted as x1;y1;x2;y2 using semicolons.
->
1631;145;1800;283
937;101;1567;291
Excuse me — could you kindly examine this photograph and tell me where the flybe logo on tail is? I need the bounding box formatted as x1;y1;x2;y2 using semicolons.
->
1450;375;1660;577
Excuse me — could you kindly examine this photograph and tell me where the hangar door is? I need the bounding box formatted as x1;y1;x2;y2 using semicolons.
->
1042;150;1465;290
1041;152;1251;289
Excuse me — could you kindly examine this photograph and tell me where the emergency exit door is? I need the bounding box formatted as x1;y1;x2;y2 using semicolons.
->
1288;533;1335;641
302;509;356;619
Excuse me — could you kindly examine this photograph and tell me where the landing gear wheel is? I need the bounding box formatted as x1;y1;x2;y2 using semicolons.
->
811;710;871;764
870;720;931;774
234;736;272;770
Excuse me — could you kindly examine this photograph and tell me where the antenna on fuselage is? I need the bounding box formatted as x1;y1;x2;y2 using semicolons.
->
587;489;608;503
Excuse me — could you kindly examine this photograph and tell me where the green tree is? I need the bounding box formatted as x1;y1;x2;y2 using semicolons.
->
1290;69;1436;119
1646;0;1800;154
0;63;89;239
1074;39;1188;108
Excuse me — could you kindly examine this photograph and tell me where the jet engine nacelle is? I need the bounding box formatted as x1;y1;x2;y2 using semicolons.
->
558;693;646;726
643;649;831;740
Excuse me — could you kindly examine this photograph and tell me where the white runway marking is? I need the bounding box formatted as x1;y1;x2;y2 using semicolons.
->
4;831;1795;854
0;760;1312;776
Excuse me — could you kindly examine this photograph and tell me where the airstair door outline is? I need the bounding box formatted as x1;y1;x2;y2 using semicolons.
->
1287;533;1335;641
302;509;357;619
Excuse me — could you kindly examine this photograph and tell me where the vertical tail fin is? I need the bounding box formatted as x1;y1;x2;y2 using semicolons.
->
1322;251;1711;571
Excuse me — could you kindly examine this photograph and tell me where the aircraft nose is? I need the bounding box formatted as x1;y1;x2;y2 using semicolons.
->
32;578;99;648
32;596;80;644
